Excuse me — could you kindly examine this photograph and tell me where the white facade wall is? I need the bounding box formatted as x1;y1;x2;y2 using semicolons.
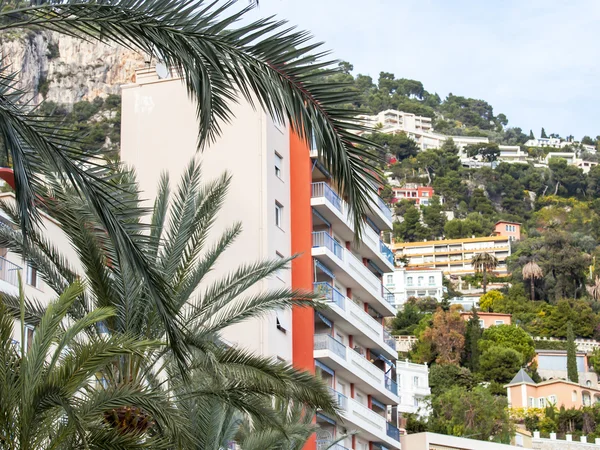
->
384;268;444;308
397;360;431;417
120;69;293;361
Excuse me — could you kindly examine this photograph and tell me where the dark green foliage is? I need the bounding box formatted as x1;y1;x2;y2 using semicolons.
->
370;131;419;161
541;127;548;138
479;346;523;385
394;203;425;242
463;309;482;372
465;142;501;162
567;322;579;383
428;364;477;397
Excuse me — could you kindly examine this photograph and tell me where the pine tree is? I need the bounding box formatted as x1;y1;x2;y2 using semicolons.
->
463;309;483;372
541;127;548;138
567;322;579;383
529;130;534;140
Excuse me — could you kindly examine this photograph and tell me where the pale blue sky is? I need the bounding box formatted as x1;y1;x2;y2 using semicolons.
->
248;0;600;139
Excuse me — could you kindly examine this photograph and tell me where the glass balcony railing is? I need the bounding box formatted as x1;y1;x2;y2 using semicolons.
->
379;240;394;265
329;388;348;410
313;232;344;260
386;422;400;441
377;197;393;222
384;375;398;395
382;285;395;306
0;256;21;287
382;328;395;349
312;182;343;213
314;282;345;311
315;334;347;360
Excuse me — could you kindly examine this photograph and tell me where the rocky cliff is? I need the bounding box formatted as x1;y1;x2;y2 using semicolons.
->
0;30;146;107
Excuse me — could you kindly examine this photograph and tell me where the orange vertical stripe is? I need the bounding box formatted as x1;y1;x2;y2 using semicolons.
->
290;132;315;450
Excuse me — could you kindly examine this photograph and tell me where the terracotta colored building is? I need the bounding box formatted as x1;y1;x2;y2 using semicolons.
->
494;220;521;241
506;369;600;410
392;184;435;206
460;311;512;328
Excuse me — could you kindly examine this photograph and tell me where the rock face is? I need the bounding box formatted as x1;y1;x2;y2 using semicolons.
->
1;30;146;107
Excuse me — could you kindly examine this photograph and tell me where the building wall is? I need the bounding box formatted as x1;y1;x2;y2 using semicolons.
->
397;359;431;417
120;69;293;360
495;222;521;241
460;312;512;328
508;381;600;410
385;268;445;307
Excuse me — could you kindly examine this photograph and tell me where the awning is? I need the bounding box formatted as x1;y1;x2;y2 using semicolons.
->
312;208;332;228
368;260;385;275
315;260;335;278
316;360;335;376
372;350;395;368
316;413;336;425
371;397;386;410
317;312;333;328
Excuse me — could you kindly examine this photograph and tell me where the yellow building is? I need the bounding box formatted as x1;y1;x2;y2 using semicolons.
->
392;236;511;277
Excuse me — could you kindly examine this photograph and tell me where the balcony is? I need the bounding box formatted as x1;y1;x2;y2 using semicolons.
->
386;422;400;441
314;282;397;359
365;191;393;231
0;256;21;295
325;389;400;449
314;334;399;405
312;232;396;316
311;184;394;270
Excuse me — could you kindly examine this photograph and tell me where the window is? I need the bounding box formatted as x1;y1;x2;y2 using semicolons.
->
386;274;394;284
276;310;288;333
495;320;505;325
274;152;283;179
417;276;423;286
539;397;546;408
275;252;285;280
414;397;420;407
478;319;485;328
26;264;39;289
24;324;34;353
505;225;509;231
422;192;429;197
549;395;557;404
413;376;419;387
572;390;577;402
275;202;283;228
428;276;435;285
407;277;413;286
528;397;535;408
587;380;592;387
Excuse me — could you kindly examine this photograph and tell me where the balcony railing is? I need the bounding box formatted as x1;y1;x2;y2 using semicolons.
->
384;375;398;395
329;388;348;410
382;285;395;306
386;422;400;441
312;182;343;213
314;282;345;311
377;197;393;222
315;334;347;360
382;329;395;349
380;240;395;265
0;256;21;287
313;232;344;260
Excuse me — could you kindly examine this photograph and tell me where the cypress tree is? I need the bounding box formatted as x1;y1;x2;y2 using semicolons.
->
464;308;483;372
567;322;578;383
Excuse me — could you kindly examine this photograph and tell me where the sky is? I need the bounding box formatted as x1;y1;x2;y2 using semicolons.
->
246;0;600;140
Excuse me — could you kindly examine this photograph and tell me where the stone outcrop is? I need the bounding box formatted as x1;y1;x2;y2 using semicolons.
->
0;30;146;107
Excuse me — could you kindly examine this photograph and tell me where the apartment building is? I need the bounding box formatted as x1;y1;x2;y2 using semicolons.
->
384;268;445;308
358;109;433;136
121;68;401;450
391;184;435;206
391;236;511;277
397;359;431;418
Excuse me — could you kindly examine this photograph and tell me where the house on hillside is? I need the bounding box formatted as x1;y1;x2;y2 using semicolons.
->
459;311;512;328
384;267;445;308
494;220;521;241
391;184;435;206
535;349;597;388
506;369;600;410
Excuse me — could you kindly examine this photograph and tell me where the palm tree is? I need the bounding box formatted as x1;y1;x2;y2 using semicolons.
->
523;261;543;301
0;0;382;361
0;280;187;448
0;159;338;419
471;252;498;294
588;276;600;301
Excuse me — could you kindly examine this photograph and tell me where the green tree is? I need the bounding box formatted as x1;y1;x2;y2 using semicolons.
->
479;325;536;364
395;203;425;242
567;322;579;383
529;130;534;140
463;309;483;372
465;143;501;162
370;131;419;161
391;301;424;335
472;252;499;294
522;261;543;301
582;136;595;146
479;346;523;384
428;386;514;443
541;127;548;138
422;196;447;238
0;0;382;354
428;364;477;397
